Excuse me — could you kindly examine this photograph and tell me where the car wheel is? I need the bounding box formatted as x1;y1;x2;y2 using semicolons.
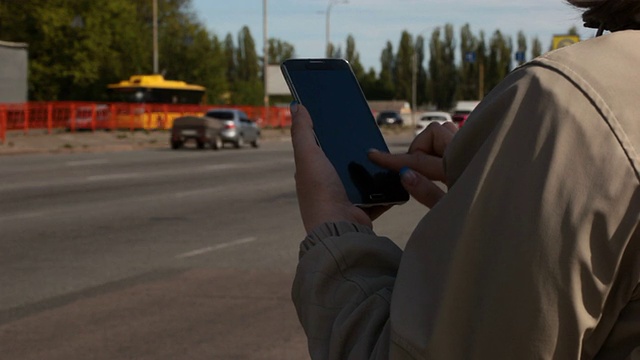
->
196;140;205;149
211;136;223;150
234;135;244;149
171;140;183;150
250;137;259;148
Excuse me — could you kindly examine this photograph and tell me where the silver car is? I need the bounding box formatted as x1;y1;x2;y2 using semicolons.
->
204;108;261;148
414;111;453;136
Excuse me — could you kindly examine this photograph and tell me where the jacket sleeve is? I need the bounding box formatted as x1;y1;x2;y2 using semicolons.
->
389;61;640;358
292;221;403;359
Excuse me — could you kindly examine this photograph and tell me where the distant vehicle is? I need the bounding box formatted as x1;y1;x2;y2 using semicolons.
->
171;115;224;150
204;109;260;148
107;74;206;130
414;111;453;136
375;110;404;126
67;104;111;130
451;100;480;127
170;108;260;150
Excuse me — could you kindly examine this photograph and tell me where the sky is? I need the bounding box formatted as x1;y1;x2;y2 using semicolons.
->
191;0;594;71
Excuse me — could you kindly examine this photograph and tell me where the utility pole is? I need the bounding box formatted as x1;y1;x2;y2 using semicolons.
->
153;0;158;74
263;0;269;125
478;61;484;100
411;52;417;127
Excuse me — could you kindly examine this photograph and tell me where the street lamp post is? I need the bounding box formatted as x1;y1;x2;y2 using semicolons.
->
325;0;347;57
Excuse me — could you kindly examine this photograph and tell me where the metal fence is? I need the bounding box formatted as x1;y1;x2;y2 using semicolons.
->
0;102;292;143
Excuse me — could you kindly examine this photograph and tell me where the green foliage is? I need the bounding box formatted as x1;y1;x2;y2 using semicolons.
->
458;24;479;101
486;30;512;96
414;35;428;106
428;25;458;110
394;31;414;102
0;1;559;108
532;37;543;59
267;38;295;65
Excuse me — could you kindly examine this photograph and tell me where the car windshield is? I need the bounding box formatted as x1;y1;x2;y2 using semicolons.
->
206;111;234;119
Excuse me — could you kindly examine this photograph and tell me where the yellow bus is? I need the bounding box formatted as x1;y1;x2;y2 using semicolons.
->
107;74;206;130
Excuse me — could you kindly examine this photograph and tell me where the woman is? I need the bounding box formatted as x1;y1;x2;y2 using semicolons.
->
290;0;640;358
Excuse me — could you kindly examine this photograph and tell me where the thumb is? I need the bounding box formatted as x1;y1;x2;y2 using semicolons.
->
399;167;445;208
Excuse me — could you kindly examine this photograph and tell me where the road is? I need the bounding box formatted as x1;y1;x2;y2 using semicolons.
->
0;134;426;359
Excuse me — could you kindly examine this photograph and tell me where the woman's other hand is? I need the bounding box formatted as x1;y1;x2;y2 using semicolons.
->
368;122;458;208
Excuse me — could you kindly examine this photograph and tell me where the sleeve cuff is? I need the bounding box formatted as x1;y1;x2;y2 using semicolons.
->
299;222;376;259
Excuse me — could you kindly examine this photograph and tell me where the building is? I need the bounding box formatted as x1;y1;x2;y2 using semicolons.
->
0;40;28;103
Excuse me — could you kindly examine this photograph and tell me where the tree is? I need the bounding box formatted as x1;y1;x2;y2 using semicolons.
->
0;0;151;101
428;24;457;110
368;41;395;100
414;34;428;107
345;34;365;80
486;30;512;95
223;33;236;89
394;31;414;102
568;26;579;36
531;36;543;58
232;26;262;105
516;30;528;66
477;30;488;99
458;23;479;101
267;38;295;65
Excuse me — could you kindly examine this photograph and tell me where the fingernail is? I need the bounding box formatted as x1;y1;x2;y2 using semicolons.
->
400;167;418;186
367;148;380;153
290;101;299;114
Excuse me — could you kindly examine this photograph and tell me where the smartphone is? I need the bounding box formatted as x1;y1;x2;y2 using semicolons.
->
281;58;409;207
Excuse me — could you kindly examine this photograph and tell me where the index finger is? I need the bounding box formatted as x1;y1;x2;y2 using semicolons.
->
408;122;457;157
368;150;446;181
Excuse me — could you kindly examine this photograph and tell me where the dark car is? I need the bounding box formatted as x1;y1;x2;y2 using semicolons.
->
170;115;224;150
375;110;404;126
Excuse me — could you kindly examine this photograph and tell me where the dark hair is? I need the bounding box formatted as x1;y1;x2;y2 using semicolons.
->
567;0;640;31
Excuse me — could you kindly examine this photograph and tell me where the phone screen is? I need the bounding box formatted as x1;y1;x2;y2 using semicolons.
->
281;58;409;206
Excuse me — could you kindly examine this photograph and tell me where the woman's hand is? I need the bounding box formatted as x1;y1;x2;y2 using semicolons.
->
291;102;374;233
368;122;458;208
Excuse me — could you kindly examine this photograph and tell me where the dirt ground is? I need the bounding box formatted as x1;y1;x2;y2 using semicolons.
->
0;128;293;156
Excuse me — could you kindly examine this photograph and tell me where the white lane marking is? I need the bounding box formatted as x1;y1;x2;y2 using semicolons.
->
66;159;109;167
173;188;224;198
0;212;44;222
202;164;241;171
176;237;258;259
85;164;241;182
87;173;141;181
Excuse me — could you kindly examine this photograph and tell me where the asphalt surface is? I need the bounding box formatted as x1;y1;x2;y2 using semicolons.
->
0;126;423;359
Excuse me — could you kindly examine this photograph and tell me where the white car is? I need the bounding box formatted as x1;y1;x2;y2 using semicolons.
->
414;111;453;136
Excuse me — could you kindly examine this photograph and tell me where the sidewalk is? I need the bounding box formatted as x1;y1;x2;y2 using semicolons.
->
0;128;292;156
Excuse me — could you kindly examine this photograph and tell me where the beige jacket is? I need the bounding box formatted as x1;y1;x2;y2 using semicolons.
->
292;30;640;359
